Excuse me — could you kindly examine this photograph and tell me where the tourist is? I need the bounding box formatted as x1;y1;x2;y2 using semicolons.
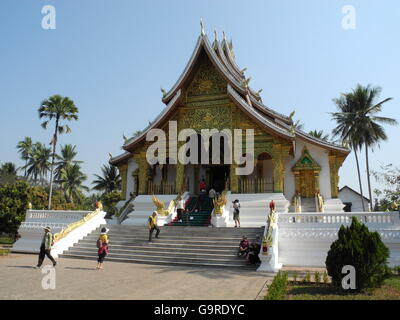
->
247;235;262;265
199;178;206;193
208;187;216;200
96;227;109;270
176;196;185;222
233;199;241;227
198;178;207;211
238;236;249;257
35;226;56;268
148;211;160;242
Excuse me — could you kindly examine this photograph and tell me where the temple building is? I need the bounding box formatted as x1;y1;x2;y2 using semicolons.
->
110;28;350;225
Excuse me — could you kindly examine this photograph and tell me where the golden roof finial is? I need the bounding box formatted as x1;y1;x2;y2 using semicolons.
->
223;31;227;42
214;29;218;42
200;18;205;36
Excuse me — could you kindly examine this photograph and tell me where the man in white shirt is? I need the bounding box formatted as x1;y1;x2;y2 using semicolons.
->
176;197;185;222
208;188;216;200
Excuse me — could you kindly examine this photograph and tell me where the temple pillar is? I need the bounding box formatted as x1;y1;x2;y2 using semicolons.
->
136;152;149;195
329;154;345;198
314;170;320;194
132;169;139;196
293;171;300;195
271;144;290;193
176;162;184;194
117;163;128;200
230;163;239;193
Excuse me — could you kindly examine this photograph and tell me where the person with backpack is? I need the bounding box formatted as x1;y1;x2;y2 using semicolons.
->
35;226;56;268
96;227;109;270
148;211;160;242
232;199;241;227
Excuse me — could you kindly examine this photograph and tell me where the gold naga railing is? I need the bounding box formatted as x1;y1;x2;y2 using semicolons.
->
213;191;227;216
53;202;103;243
292;194;302;213
152;195;177;216
316;192;324;213
238;177;273;194
147;180;176;195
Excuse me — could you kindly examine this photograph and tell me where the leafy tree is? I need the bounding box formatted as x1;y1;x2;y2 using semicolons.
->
372;163;400;211
92;164;121;193
101;190;122;218
38;94;79;209
326;217;390;291
308;130;329;141
58;164;88;204
16;137;33;177
332;84;398;210
0;181;29;237
54;144;82;181
0;162;18;185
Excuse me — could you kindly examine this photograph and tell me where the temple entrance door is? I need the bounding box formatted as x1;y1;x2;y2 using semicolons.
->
299;170;316;198
208;165;230;193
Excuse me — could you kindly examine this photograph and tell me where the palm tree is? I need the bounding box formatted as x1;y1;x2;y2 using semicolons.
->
288;110;304;132
58;164;88;204
38;95;79;209
350;85;397;209
16;137;33;177
54;144;82;181
308;130;330;141
332;84;398;210
92;164;121;193
23;143;52;185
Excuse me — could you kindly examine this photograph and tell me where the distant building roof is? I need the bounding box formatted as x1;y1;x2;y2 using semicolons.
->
339;185;370;203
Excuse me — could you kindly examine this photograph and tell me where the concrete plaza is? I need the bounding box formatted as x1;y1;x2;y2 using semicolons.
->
0;253;272;300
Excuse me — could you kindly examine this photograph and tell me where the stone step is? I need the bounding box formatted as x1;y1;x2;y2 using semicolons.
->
67;246;241;259
61;225;263;269
78;240;241;250
84;234;260;241
62;250;250;265
72;243;240;254
60;253;255;269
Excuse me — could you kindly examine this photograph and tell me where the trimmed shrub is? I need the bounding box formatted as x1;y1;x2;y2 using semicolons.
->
326;216;389;290
303;272;311;284
265;271;288;300
323;271;329;284
314;271;320;284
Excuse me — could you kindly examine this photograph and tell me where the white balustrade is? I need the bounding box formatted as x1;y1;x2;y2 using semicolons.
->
278;212;399;226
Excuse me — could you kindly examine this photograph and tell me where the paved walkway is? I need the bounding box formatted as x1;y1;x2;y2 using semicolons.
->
0;254;272;300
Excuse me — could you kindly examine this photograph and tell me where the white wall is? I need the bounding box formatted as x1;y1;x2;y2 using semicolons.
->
126;157;138;199
284;138;332;201
339;187;369;212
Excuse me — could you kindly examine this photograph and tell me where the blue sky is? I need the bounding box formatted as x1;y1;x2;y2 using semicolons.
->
0;0;399;197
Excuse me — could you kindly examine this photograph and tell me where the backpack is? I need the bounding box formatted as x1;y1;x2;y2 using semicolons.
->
96;238;102;248
51;233;54;247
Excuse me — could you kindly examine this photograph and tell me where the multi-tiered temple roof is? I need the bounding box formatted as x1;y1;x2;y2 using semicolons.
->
111;29;350;166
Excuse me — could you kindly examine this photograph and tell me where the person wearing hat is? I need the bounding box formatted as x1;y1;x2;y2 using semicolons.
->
35;226;56;268
96;227;109;270
148;211;160;242
232;199;241;228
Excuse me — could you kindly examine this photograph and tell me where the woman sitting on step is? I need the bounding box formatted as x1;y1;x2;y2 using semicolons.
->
238;236;249;257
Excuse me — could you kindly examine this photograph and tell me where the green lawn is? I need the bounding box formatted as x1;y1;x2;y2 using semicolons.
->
0;237;14;245
0;248;10;256
284;276;400;300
